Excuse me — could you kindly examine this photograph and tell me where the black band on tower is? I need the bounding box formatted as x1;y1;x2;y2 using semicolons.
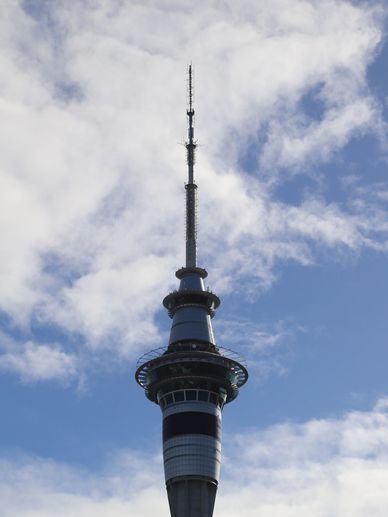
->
163;412;221;442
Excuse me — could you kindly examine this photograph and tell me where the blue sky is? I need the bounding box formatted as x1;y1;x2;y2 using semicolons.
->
1;1;388;515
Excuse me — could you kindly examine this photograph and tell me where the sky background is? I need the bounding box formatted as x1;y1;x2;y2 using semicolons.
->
0;0;388;515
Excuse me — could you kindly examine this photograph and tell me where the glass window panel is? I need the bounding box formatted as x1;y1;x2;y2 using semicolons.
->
186;390;197;400
174;391;184;402
165;393;173;405
198;391;208;402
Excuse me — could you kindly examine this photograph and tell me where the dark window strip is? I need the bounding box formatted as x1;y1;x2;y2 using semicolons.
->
163;411;221;442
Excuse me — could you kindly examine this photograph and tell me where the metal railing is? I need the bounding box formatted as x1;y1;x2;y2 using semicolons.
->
136;344;247;370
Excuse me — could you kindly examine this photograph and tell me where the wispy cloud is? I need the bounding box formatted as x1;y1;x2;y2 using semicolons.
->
261;98;378;172
0;334;79;383
217;318;287;351
217;318;298;380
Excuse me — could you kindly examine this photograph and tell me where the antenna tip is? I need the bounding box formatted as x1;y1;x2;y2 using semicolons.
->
187;64;194;115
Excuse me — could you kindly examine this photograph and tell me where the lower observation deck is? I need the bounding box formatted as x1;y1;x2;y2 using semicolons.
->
135;344;248;404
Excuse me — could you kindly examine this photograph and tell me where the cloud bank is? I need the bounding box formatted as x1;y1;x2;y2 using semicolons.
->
0;0;387;379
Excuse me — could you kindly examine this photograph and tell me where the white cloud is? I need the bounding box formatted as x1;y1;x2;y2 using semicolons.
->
1;398;388;516
0;336;78;383
0;0;386;377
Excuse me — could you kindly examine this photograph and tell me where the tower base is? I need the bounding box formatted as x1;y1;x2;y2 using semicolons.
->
166;477;218;517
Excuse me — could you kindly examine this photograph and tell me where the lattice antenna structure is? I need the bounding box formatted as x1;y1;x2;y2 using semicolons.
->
185;64;198;268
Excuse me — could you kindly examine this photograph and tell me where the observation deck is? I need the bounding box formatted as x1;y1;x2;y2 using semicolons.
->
135;343;248;404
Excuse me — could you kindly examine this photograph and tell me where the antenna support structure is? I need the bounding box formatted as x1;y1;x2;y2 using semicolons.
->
135;66;248;517
185;64;198;268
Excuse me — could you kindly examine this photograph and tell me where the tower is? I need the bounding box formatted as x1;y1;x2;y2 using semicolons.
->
135;66;248;517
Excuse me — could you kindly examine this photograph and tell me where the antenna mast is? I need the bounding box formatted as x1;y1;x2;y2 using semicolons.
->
185;65;198;267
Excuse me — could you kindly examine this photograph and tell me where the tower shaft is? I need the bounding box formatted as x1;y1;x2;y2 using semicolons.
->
167;478;217;517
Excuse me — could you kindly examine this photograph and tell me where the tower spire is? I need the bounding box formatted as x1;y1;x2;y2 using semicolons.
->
185;65;198;268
